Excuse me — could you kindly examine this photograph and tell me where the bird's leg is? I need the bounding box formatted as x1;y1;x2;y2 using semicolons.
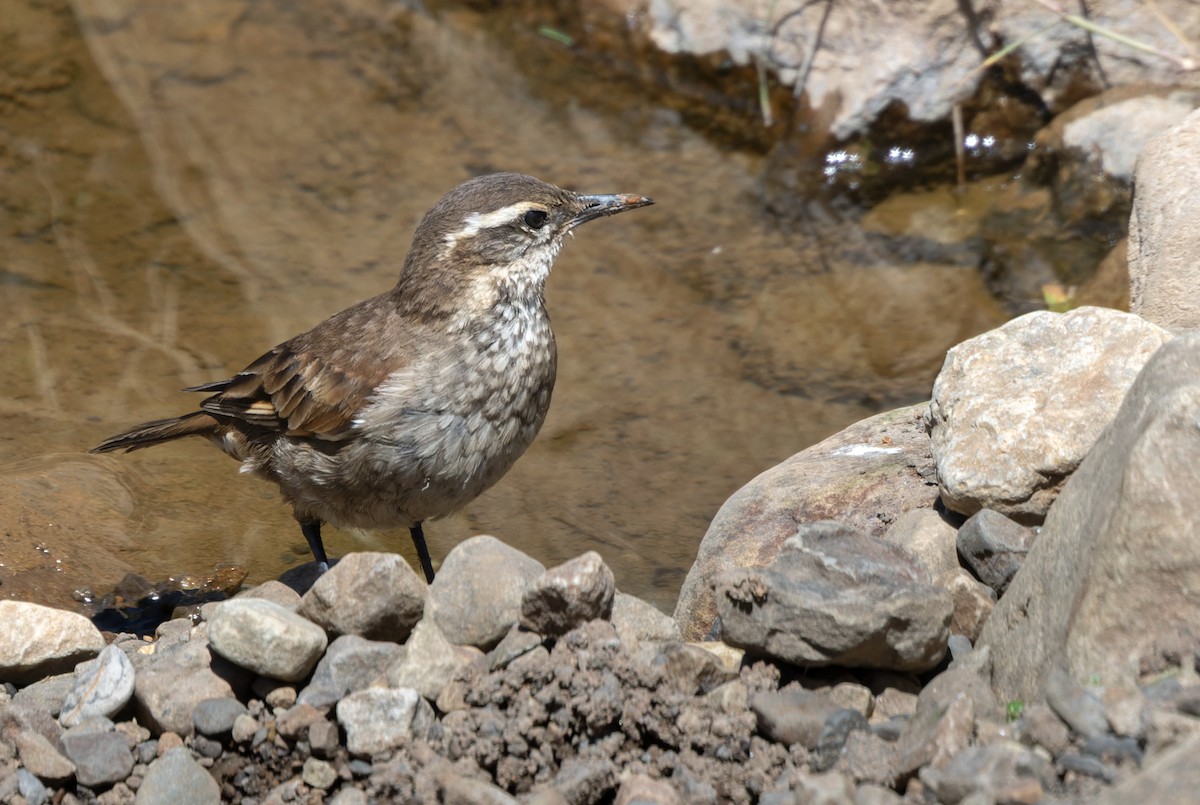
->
410;522;435;583
300;519;330;571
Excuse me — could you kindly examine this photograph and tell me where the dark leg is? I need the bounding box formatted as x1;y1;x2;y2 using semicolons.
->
410;522;435;583
300;519;330;570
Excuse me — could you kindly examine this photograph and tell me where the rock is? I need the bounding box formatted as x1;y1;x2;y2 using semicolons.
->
336;687;424;756
552;756;616;805
231;714;259;744
135;746;220;805
650;642;736;695
12;672;76;716
954;510;1037;594
519;551;616;636
235;579;303;610
1018;702;1071;757
1130;107;1200;331
427;536;545;649
750;688;839;749
440;773;521;805
132;637;236;736
928;307;1171;520
60;730;133;788
192;697;249;737
297;634;403;708
1044;669;1109;738
792;770;857;804
1092;734;1200;804
59;644;136;728
298;552;426;641
207;598;327;682
276;702;326;739
0;600;105;685
610;592;680;644
941;568;996;642
14;731;75;783
385;619;468;702
614;774;681;805
896;667;998;776
882;508;960;580
676;404;938;641
717;521;952;671
977;334;1200;701
919;741;1052;805
302;757;337;790
308;717;339;758
16;769;48;805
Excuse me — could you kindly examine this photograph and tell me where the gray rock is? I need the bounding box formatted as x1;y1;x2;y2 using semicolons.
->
955;509;1036;594
611;592;680;644
1044;669;1109;739
61;730;133;788
1130;107;1200;331
614;774;681;805
896;667;998;776
1018;702;1071;757
12;672;75;716
919;741;1053;804
427;536;545;649
1092;732;1200;804
977;334;1200;701
207;598;327;682
552;755;616;805
882;508;960;580
650;642;736;696
336;687;422;756
385;619;468;702
928;307;1170;520
16;769;48;805
297;634;403;708
676;404;938;641
60;644;136;728
234;579;303;610
132;635;237;736
750;688;839;749
136;746;220;805
440;772;521;804
14;730;75;783
309;718;340;758
520;551;616;636
0;601;105;685
717;521;952;672
298;552;426;641
940;568;995;643
192;697;249;737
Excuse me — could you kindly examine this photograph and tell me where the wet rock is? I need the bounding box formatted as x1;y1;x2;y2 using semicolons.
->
955;509;1036;594
207;598;327;682
978;334;1200;701
298;552;425;642
192;697;249;737
60;729;133;787
882;508;960;580
14;731;75;783
135;746;220;804
132;637;236;736
610;592;680;644
717;521;952;672
427;536;545;650
1130;106;1200;331
1044;669;1109;738
0;601;105;685
941;568;996;642
59;644;135;728
676;404;938;641
750;688;839;749
297;634;403;708
337;687;423;756
919;741;1052;804
385;620;468;702
520;551;615;636
928;307;1171;520
614;774;680;805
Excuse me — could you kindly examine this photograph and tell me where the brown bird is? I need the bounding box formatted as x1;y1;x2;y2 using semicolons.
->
91;173;653;582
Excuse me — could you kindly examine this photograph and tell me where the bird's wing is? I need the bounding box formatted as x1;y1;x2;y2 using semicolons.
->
188;298;408;440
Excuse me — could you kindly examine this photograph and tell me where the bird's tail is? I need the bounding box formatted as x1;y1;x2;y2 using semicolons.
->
90;411;218;454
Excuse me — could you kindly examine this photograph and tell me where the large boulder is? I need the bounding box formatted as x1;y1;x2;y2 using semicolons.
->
976;334;1200;701
675;403;938;641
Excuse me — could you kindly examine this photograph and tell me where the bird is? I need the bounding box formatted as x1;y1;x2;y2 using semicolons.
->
91;172;653;583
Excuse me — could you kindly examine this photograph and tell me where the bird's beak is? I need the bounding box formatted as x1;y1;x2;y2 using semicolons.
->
569;193;654;228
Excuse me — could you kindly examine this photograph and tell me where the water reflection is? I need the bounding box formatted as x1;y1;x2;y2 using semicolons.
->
1;1;1006;613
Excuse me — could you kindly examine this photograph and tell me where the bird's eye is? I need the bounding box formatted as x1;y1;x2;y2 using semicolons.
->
523;209;549;230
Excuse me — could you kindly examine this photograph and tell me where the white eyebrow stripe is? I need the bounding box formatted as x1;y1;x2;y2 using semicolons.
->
443;202;541;253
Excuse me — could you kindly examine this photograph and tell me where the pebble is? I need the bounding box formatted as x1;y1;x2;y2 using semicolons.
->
299;552;426;641
61;730;134;787
302;757;337;790
1044;669;1110;738
385;619;468;701
207;598;327;682
15;730;75;783
193;697;250;737
59;644;136;728
297;634;403;708
0;601;105;684
336;688;422;756
135;747;221;805
17;768;49;805
519;551;616;636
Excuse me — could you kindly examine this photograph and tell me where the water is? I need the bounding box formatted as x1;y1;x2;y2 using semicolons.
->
0;0;1007;613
